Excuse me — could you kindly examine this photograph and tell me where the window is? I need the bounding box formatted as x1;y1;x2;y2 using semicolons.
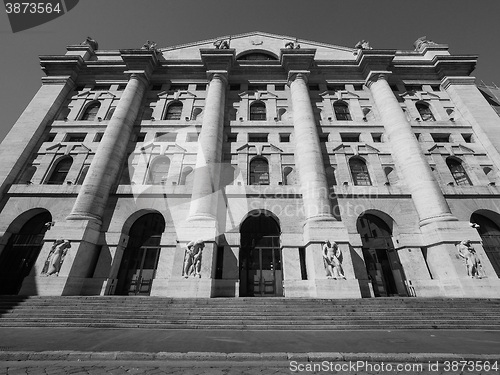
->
353;84;364;91
333;101;352;121
196;84;207;91
309;84;320;91
227;134;237;142
416;102;435;121
170;84;189;91
151;85;163;91
462;134;473;143
147;157;170;185
230;84;240;91
156;132;177;142
142;107;153;120
431;85;441;91
349;158;372;186
136;133;146;142
46;157;73;185
372;133;382;143
446;157;472;186
248;133;268;143
94;133;104;142
93;85;111;91
81;102;100;121
341;134;359;142
275;85;285;91
431;134;450;143
76;166;89;185
117;85;126;91
238;53;277;61
187;133;199;142
250;102;266;120
390;84;399;92
328;84;345;91
104;107;116;120
280;134;290;143
249;157;269;185
406;85;422;92
45;133;56;142
65;133;86;142
248;84;267;91
165;102;183;120
319;134;329;143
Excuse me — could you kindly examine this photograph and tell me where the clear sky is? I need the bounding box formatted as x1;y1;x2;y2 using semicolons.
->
1;0;500;142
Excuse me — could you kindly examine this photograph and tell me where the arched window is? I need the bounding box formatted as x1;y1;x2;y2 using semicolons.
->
249;157;269;185
416;102;435;121
46;157;73;185
76;166;90;185
179;167;193;186
250;102;266;121
325;166;337;186
446;157;472;185
191;108;203;120
81;102;100;121
104;107;116;120
283;167;294;185
349;157;371;186
384;166;398;185
147;157;170;185
165;102;183;120
333;101;352;121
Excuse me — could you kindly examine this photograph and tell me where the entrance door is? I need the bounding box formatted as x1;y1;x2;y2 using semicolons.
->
471;212;500;277
240;213;282;297
357;214;407;297
0;211;51;295
115;213;165;296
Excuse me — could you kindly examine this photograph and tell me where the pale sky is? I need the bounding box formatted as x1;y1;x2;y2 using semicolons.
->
1;0;500;142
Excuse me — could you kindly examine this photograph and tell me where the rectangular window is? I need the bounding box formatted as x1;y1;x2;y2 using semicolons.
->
151;85;163;91
196;84;207;91
390;84;399;92
406;84;422;92
45;133;56;142
227;133;237;142
248;84;267;91
327;84;345;91
319;134;329;143
462;133;473;143
371;133;382;143
341;134;360;142
156;132;177;142
93;85;111;91
187;133;199;142
280;134;290;143
299;247;307;280
94;132;104;142
215;246;224;279
275;85;285;91
170;84;189;91
309;84;320;91
431;134;450;143
117;85;126;91
353;84;364;91
248;133;268;143
431;85;441;91
136;133;146;142
230;84;240;91
65;133;86;142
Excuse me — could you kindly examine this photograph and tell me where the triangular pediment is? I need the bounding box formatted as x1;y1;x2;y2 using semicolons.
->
160;31;357;61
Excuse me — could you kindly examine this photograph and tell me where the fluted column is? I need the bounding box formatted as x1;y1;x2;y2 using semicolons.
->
67;72;149;223
189;72;227;220
289;72;333;222
366;72;456;226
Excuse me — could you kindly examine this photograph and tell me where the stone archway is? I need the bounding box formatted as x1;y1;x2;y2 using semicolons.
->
471;210;500;277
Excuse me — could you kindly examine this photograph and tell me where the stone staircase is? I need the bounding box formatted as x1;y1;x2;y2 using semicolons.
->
0;296;499;330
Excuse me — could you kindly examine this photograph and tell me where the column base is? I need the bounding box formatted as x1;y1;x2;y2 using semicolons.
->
411;278;500;298
151;277;214;297
19;276;106;296
283;279;364;298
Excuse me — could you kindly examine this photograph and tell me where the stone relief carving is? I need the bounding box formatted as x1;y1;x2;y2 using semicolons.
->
81;36;98;50
285;41;300;49
213;39;230;49
413;36;439;51
457;240;484;278
183;239;205;278
354;40;372;55
43;239;71;276
322;240;345;279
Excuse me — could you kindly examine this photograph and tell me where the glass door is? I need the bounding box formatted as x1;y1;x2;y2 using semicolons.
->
118;247;160;296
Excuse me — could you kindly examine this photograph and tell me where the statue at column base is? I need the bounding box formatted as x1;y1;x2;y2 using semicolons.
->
457;240;484;279
183;239;205;278
323;240;346;279
42;239;71;276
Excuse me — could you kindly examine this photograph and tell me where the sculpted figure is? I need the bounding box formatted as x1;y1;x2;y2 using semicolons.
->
142;40;158;51
285;41;300;49
414;36;438;51
322;240;345;279
183;239;205;278
457;240;483;278
354;40;372;55
45;239;71;276
81;36;98;50
213;39;230;49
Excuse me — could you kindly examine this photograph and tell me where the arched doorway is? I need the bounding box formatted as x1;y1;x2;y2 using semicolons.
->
471;211;500;277
115;212;165;295
240;212;282;297
0;210;52;295
357;213;407;297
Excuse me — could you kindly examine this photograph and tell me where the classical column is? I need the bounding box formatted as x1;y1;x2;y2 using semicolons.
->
67;72;149;223
366;72;456;226
188;72;227;220
288;72;333;222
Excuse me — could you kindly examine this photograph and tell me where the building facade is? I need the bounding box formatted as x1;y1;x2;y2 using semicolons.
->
1;32;500;298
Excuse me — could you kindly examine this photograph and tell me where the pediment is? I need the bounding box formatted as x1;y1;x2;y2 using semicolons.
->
160;32;357;62
237;143;282;155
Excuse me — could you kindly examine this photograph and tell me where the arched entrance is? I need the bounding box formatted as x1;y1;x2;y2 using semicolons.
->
115;212;165;295
357;213;407;297
471;211;500;277
0;210;52;295
239;212;282;297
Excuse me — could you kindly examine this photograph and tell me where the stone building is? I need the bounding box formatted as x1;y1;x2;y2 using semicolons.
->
1;32;500;299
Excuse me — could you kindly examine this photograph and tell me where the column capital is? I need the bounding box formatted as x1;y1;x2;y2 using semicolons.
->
207;70;229;85
287;70;310;85
441;76;476;90
364;70;392;88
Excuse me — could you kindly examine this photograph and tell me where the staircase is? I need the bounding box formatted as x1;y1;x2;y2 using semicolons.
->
0;296;499;330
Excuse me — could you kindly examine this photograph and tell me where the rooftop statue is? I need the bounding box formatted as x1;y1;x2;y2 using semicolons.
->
354;40;372;55
414;36;439;51
81;36;98;51
285;41;300;49
141;40;158;51
213;39;230;49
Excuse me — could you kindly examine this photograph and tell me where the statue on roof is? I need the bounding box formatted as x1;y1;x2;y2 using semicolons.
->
142;40;158;51
354;40;372;55
214;39;230;49
81;36;98;51
414;36;439;51
285;41;300;49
